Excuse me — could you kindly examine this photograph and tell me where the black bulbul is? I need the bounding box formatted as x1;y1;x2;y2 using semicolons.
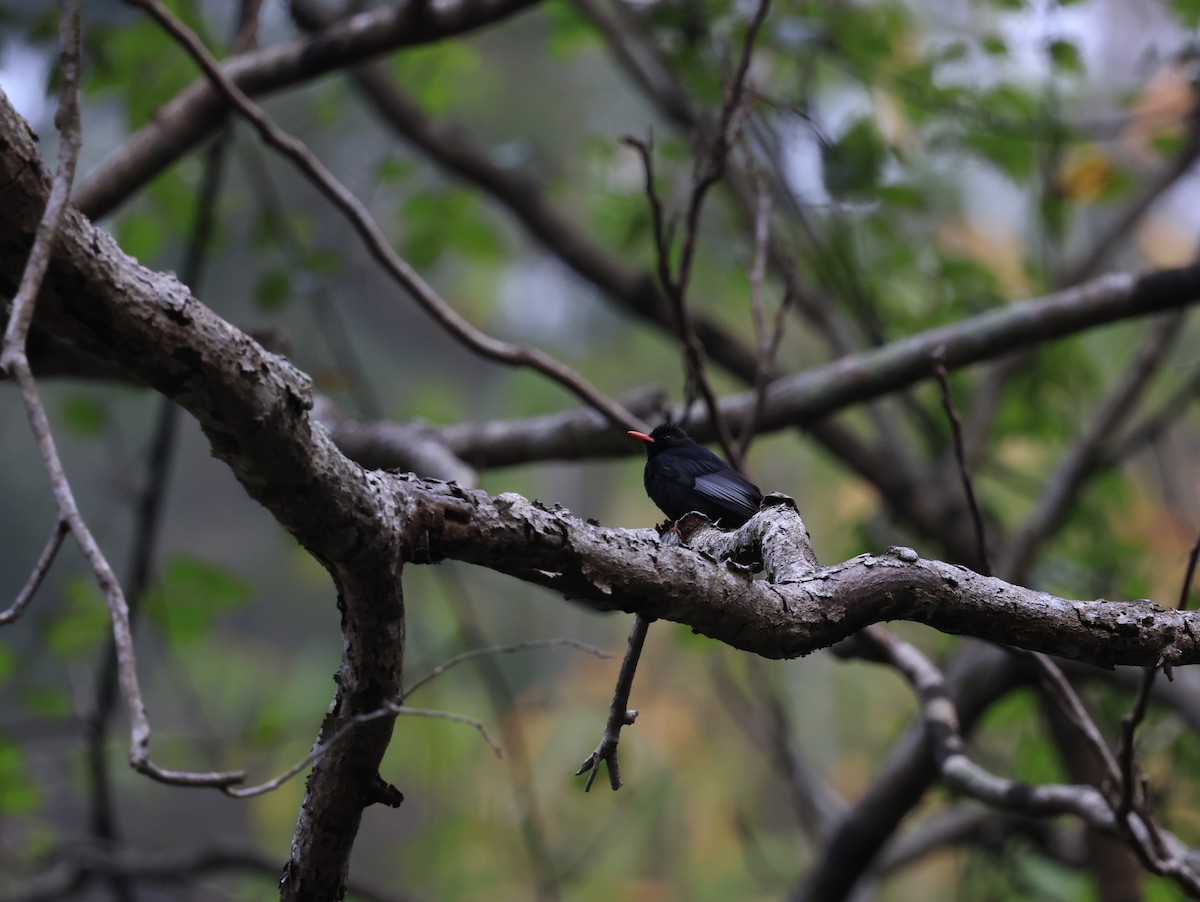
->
628;422;763;528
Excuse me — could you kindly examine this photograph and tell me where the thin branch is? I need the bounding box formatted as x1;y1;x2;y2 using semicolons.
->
569;0;697;131
0;1;241;791
0;0;82;366
226;698;501;799
997;313;1183;582
1178;533;1200;612
626;0;772;468
75;0;545;219
957;106;1200;482
422;268;1200;466
932;353;990;574
1027;651;1122;791
85;76;231;891
404;638;610;701
932;355;1125;812
1103;364;1200;468
124;0;640;433
237;142;384;418
577;613;653;791
854;626;1200;897
798;642;1031;902
0;519;67;624
389;703;503;758
1061;108;1200;287
738;173;790;458
1116;531;1200;822
4;844;407;902
445;582;565;901
712;653;844;841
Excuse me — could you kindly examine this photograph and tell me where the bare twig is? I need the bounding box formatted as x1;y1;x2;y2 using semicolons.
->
389;704;503;758
404;637;610;700
85;73;233;892
1104;364;1200;468
1028;652;1122;791
998;314;1183;582
1061;108;1200;287
444;582;565;901
577;614;653;791
624;0;772;468
0;519;67;624
853;626;1200;897
0;1;241;791
932;353;990;574
124;0;643;434
1115;531;1200;823
75;0;543;219
2;843;408;902
957;105;1200;484
226;698;501;799
936;327;1132;816
738;173;791;458
0;2;82;365
569;0;697;131
935;338;1128;813
1178;533;1200;612
237;142;384;418
712;654;844;841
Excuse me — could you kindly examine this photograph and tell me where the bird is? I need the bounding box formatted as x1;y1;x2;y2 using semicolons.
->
628;422;763;528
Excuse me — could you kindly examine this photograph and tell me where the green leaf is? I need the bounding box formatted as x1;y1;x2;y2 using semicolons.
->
1176;0;1200;27
822;118;887;198
375;156;415;185
116;211;166;264
302;248;343;276
0;739;38;815
248;704;288;748
981;34;1007;55
60;393;108;438
1047;39;1083;73
19;687;71;718
876;183;927;210
402;189;504;266
826;3;909;77
544;0;601;59
254;270;292;312
1152;131;1187;159
964;131;1037;181
85;0;215;129
46;579;110;661
1040;192;1068;240
313;82;345;128
390;43;480;114
145;555;253;647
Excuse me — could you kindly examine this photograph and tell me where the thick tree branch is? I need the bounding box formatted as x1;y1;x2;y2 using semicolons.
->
0;89;406;900
392;477;1200;668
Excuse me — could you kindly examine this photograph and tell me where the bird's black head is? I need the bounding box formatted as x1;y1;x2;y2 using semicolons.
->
628;422;694;455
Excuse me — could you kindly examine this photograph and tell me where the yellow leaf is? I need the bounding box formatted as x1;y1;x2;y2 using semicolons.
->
1057;146;1117;202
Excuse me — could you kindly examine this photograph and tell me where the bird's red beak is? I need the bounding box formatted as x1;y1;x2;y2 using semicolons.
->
628;430;655;443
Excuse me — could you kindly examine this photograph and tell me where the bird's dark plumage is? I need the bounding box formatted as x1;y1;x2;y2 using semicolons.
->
629;423;763;528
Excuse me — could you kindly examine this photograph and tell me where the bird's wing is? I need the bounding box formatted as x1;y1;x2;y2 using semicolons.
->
692;470;762;519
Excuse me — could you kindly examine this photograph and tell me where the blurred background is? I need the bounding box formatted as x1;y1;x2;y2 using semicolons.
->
2;0;1200;898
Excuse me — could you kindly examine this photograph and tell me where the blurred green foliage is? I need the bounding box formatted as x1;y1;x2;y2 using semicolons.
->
1;0;1199;899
